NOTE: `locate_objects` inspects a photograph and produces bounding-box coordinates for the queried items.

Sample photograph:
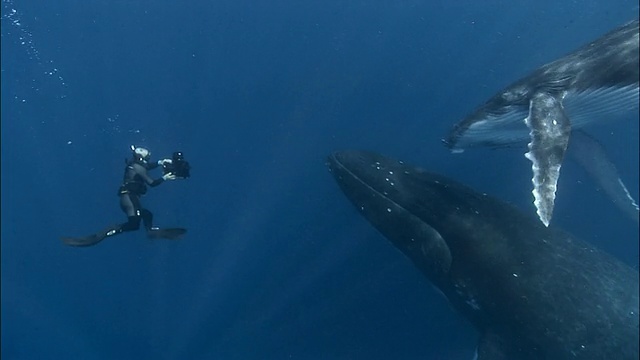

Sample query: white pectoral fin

[524,93,571,227]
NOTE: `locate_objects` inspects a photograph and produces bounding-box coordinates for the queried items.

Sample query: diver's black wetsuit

[115,159,165,234]
[61,153,186,247]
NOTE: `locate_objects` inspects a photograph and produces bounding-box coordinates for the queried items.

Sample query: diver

[62,146,187,247]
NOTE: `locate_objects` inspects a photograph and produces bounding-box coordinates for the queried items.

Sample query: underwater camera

[163,151,191,179]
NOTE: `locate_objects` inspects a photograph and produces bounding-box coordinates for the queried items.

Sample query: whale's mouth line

[328,152,410,215]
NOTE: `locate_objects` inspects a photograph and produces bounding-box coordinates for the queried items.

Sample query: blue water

[2,1,638,359]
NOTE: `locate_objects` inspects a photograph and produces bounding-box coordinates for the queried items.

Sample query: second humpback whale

[444,19,639,226]
[327,150,639,359]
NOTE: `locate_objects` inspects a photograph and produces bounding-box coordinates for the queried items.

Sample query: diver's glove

[157,158,173,166]
[162,173,177,181]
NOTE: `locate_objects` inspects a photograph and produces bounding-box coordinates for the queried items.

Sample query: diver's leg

[140,209,154,231]
[112,194,143,235]
[61,194,147,247]
[61,215,140,247]
[95,194,142,239]
[117,193,186,241]
[121,193,141,217]
[142,207,186,240]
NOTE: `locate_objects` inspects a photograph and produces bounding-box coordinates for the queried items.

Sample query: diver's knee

[120,216,141,231]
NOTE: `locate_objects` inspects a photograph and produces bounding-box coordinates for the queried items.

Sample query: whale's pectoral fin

[569,130,639,223]
[524,93,571,227]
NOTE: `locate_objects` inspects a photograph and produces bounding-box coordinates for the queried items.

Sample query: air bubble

[3,0,68,101]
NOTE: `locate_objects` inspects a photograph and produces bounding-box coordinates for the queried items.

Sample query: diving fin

[147,227,187,240]
[61,226,119,247]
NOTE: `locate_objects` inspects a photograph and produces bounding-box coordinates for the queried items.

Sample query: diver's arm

[147,158,172,170]
[132,163,165,187]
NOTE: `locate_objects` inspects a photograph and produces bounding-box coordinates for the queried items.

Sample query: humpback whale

[327,150,639,359]
[444,19,639,226]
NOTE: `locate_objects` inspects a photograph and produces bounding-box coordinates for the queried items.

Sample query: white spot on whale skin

[386,208,392,213]
[466,298,481,310]
[454,283,481,310]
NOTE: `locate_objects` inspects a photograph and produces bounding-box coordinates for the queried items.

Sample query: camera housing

[163,151,191,179]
